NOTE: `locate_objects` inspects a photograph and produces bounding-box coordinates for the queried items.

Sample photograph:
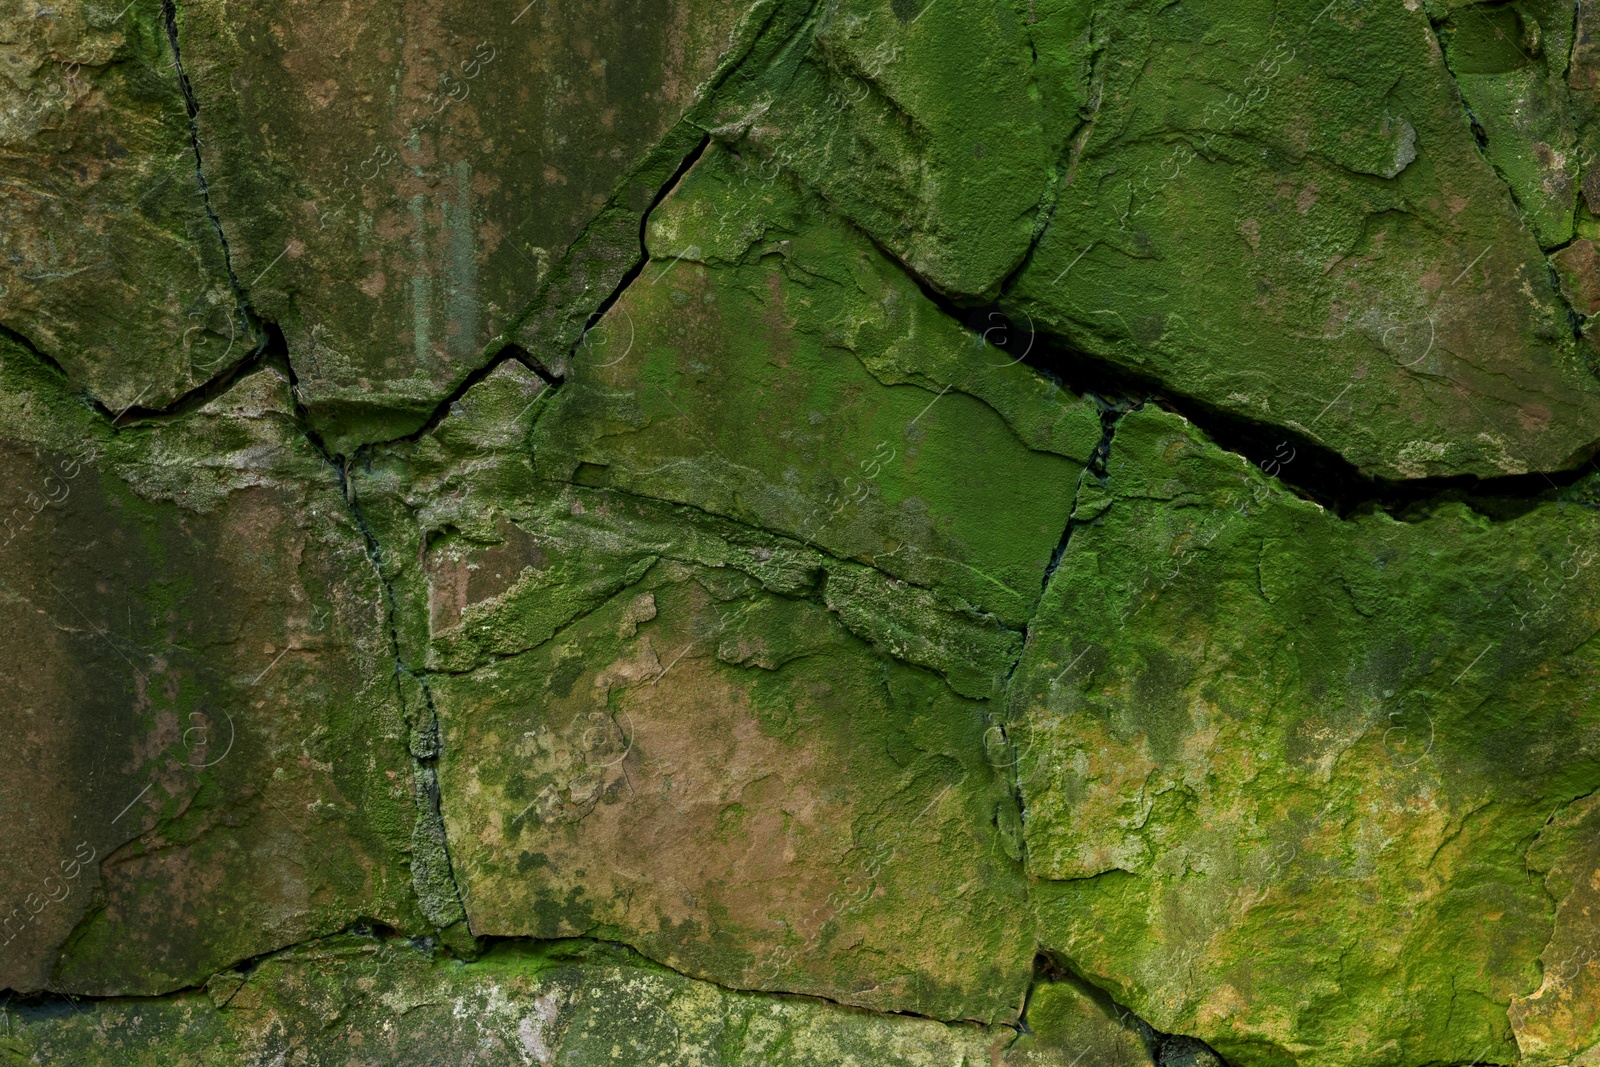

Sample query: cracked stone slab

[1012,403,1600,1067]
[431,544,1034,1021]
[1004,0,1600,480]
[0,0,240,413]
[0,341,428,996]
[172,0,780,450]
[341,331,1076,1020]
[362,355,1039,706]
[1510,790,1600,1066]
[0,934,1153,1065]
[1432,0,1583,249]
[529,142,1103,631]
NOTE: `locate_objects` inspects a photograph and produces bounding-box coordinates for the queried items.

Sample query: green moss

[1014,405,1600,1067]
[533,143,1097,630]
[1004,0,1600,480]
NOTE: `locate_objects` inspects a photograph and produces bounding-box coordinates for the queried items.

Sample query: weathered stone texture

[6,0,1600,1064]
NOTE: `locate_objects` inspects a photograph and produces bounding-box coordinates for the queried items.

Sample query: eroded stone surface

[8,0,1600,1063]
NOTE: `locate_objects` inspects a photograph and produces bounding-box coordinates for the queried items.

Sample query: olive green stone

[1013,404,1600,1067]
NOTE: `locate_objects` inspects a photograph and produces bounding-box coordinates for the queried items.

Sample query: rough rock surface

[5,0,1600,1064]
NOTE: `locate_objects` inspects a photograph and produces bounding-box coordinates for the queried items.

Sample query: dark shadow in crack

[966,305,1600,522]
[1035,951,1233,1067]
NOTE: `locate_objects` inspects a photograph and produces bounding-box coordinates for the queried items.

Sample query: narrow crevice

[3,919,405,1004]
[269,331,339,467]
[0,322,82,395]
[0,319,281,432]
[333,464,469,929]
[350,135,708,454]
[112,322,285,427]
[569,134,712,353]
[620,140,1587,524]
[253,338,471,928]
[1425,8,1583,265]
[1040,396,1134,592]
[0,321,161,432]
[976,308,1600,521]
[1036,951,1235,1067]
[820,116,1600,520]
[1003,18,1107,299]
[468,933,1005,1029]
[371,342,562,449]
[993,396,1134,869]
[160,0,262,358]
[10,930,1022,1034]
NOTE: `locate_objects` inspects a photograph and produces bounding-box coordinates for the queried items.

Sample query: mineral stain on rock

[4,0,1600,1064]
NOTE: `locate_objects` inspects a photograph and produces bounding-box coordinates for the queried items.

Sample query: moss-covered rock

[1011,403,1600,1066]
[531,143,1102,630]
[0,0,240,411]
[0,337,427,996]
[704,0,1059,298]
[1004,0,1600,480]
[172,0,795,449]
[1433,0,1583,249]
[0,934,1151,1065]
[12,1,1600,1063]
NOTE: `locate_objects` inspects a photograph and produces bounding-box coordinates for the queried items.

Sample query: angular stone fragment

[1006,0,1600,480]
[433,547,1034,1020]
[0,339,428,997]
[1011,404,1600,1067]
[0,0,240,412]
[1510,792,1600,1066]
[1552,237,1600,315]
[174,0,784,449]
[1434,0,1582,249]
